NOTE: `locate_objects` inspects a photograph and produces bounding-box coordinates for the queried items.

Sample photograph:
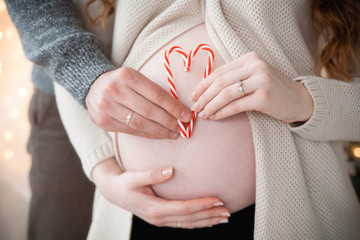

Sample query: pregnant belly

[117,24,255,213]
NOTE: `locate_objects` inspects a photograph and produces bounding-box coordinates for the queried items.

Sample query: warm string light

[3,130,13,140]
[0,1,6,12]
[354,147,360,159]
[17,88,28,97]
[350,142,360,160]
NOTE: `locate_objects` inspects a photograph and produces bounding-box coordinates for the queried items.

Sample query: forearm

[5,0,116,107]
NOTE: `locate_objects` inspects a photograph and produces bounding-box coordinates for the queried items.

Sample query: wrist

[293,81,314,123]
[92,157,123,185]
[84,71,107,110]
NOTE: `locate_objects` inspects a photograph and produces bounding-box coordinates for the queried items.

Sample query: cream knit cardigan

[55,0,360,239]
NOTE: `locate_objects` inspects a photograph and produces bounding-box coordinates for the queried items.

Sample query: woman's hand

[189,52,314,123]
[92,158,230,229]
[85,67,192,139]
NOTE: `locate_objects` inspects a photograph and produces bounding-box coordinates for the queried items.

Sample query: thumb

[131,167,174,187]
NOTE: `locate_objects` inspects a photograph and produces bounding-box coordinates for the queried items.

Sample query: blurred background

[0,0,33,239]
[0,1,360,240]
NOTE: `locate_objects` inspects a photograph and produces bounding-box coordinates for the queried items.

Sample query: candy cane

[164,44,214,138]
[185,44,214,138]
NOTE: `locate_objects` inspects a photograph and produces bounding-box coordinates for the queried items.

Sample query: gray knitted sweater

[5,0,116,107]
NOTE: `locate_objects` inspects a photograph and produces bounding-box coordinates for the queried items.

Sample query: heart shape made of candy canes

[163,44,215,138]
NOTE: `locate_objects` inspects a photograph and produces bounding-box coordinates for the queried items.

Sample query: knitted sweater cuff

[53,34,116,107]
[288,76,328,137]
[82,141,115,181]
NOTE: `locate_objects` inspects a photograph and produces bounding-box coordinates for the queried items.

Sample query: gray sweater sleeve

[5,0,116,107]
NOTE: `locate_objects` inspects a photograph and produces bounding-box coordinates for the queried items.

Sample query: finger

[158,198,225,217]
[128,112,179,139]
[208,93,259,120]
[91,103,159,138]
[122,89,179,133]
[129,167,174,187]
[190,55,249,101]
[108,118,158,139]
[107,102,179,139]
[167,216,229,229]
[162,206,230,224]
[199,82,244,119]
[199,76,261,119]
[191,68,251,114]
[139,197,228,227]
[128,69,192,123]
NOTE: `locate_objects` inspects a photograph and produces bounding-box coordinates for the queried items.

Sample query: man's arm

[5,0,116,107]
[6,0,192,138]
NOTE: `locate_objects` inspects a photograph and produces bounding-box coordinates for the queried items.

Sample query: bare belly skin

[117,24,255,213]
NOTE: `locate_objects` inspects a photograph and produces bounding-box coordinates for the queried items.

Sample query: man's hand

[85,67,192,139]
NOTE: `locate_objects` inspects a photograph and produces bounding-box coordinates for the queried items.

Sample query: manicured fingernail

[169,131,179,139]
[189,91,197,100]
[198,110,205,118]
[209,115,215,119]
[221,212,231,217]
[161,167,173,177]
[219,219,229,224]
[191,103,199,112]
[213,202,224,207]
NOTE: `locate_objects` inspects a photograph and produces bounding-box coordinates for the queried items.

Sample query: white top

[55,0,360,239]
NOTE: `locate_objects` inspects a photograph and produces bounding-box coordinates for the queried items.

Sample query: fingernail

[209,115,215,119]
[219,219,229,224]
[181,110,191,122]
[161,167,173,177]
[189,91,197,100]
[198,110,205,118]
[221,212,231,217]
[213,202,224,207]
[191,103,199,112]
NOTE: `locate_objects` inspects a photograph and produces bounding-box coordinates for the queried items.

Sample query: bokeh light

[3,130,14,140]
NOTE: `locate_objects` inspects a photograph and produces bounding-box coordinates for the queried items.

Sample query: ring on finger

[236,81,245,97]
[177,221,182,228]
[125,110,134,126]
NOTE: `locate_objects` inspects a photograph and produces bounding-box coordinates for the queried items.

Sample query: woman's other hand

[190,52,314,123]
[92,158,230,229]
[85,67,192,139]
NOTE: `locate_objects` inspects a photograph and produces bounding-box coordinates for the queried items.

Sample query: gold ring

[125,110,134,126]
[237,81,245,97]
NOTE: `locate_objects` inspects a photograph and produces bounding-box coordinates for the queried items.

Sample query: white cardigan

[55,0,360,239]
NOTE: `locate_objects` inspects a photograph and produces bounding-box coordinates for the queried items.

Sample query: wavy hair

[85,0,115,29]
[312,0,360,81]
[86,0,360,81]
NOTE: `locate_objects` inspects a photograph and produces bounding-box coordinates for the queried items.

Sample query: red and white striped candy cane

[186,44,215,80]
[185,44,214,138]
[164,44,214,138]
